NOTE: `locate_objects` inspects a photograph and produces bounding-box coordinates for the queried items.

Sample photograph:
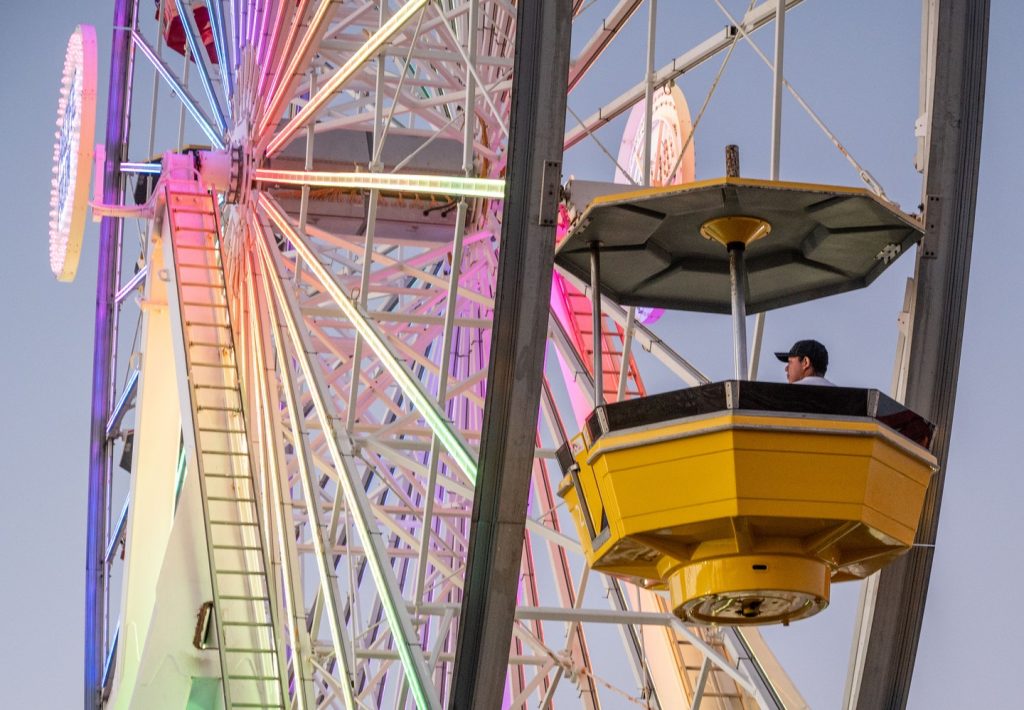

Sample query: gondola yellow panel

[557,381,937,626]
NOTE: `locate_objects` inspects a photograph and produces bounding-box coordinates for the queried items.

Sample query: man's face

[785,355,812,383]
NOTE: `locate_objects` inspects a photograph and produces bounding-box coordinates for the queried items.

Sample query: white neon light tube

[253,167,505,199]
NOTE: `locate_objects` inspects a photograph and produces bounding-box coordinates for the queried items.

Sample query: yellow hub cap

[668,555,830,626]
[699,215,772,247]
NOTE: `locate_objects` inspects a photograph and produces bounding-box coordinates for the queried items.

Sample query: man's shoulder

[796,376,836,387]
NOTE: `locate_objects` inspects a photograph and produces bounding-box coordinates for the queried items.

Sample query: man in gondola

[775,339,835,386]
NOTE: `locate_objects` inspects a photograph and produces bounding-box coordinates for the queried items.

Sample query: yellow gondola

[557,381,936,626]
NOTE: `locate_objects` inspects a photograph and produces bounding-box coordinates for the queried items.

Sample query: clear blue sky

[0,2,1020,707]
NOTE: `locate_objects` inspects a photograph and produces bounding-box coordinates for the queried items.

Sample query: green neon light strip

[265,0,430,155]
[259,194,479,486]
[252,222,440,710]
[253,168,506,200]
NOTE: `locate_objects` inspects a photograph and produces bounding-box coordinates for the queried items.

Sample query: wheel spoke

[131,29,224,147]
[265,0,430,156]
[174,0,229,133]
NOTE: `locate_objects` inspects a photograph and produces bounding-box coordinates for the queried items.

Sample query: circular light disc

[49,25,97,282]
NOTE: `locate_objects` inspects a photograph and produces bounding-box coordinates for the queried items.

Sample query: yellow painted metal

[586,175,888,210]
[699,216,771,247]
[558,410,937,626]
[670,555,828,626]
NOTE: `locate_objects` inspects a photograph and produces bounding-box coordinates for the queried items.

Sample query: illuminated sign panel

[615,84,695,188]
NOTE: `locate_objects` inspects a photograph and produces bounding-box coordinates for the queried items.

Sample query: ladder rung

[211,520,260,526]
[228,674,280,681]
[224,648,279,654]
[183,302,229,309]
[198,406,242,413]
[206,474,251,479]
[231,703,284,709]
[176,263,222,271]
[186,320,231,328]
[208,499,257,507]
[214,545,264,551]
[202,450,250,457]
[196,385,239,392]
[199,427,246,433]
[222,620,273,626]
[179,280,225,287]
[173,238,216,249]
[190,340,233,348]
[168,203,215,214]
[220,594,270,601]
[218,571,266,577]
[190,361,236,369]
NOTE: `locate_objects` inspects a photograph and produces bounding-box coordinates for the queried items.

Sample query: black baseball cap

[774,339,829,374]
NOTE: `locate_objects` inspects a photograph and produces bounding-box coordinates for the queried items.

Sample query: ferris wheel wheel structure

[60,1,989,708]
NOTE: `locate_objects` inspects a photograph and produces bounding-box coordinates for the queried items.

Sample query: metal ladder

[165,186,288,710]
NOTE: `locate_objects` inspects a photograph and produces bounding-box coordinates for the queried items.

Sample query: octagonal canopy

[555,177,924,314]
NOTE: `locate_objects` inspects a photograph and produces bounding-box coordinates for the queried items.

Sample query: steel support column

[85,1,135,707]
[449,2,572,707]
[846,2,989,708]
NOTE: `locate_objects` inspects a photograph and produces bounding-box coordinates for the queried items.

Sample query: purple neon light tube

[84,0,135,707]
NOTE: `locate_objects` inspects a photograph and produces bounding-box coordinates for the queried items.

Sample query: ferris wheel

[52,1,988,708]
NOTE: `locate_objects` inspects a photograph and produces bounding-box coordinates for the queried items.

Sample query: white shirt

[795,375,835,387]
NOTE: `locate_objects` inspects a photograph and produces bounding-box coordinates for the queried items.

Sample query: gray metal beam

[562,0,804,149]
[448,2,573,707]
[849,2,989,708]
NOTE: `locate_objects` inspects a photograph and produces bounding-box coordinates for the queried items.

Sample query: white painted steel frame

[87,0,968,707]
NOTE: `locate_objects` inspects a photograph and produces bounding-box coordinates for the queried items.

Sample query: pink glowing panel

[549,86,697,416]
[635,306,664,325]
